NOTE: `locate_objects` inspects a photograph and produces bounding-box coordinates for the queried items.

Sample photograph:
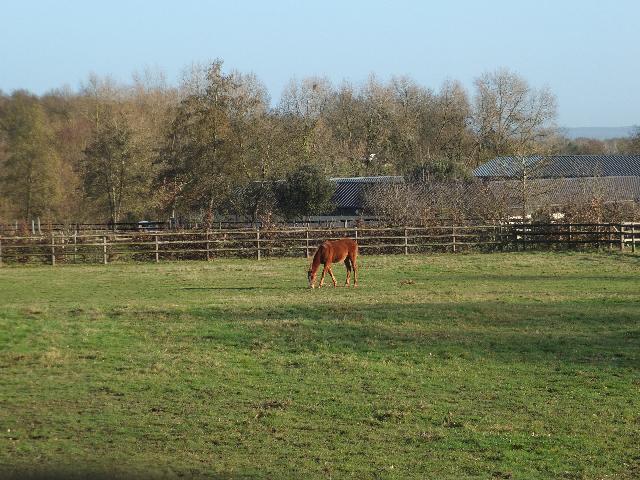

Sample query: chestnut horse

[308,238,358,288]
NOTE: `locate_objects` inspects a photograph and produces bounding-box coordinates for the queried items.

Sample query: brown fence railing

[0,217,385,235]
[0,223,637,265]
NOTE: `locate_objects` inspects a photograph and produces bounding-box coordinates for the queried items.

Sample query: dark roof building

[330,176,403,214]
[474,154,640,179]
[486,176,640,209]
[328,155,640,216]
[474,154,640,215]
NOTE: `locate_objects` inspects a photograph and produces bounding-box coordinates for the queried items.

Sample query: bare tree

[323,82,367,174]
[278,77,336,172]
[279,76,333,119]
[473,68,557,159]
[83,110,144,225]
[423,80,473,166]
[473,68,558,219]
[629,127,640,153]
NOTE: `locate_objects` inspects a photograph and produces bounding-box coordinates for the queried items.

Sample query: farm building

[330,176,403,215]
[329,155,640,217]
[474,154,640,179]
[473,154,640,215]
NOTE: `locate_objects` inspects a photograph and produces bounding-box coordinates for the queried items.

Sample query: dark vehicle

[137,220,162,231]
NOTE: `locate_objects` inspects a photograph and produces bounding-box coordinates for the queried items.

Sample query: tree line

[1,60,639,226]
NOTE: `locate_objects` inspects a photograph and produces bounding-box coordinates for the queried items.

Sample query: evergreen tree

[276,165,335,220]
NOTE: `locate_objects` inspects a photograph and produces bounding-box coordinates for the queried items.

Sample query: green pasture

[0,252,639,479]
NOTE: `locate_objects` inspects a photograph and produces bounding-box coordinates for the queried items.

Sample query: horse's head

[307,267,317,289]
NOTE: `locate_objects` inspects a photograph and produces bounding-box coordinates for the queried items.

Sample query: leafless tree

[473,68,557,159]
[472,68,558,219]
[629,127,640,153]
[364,176,511,226]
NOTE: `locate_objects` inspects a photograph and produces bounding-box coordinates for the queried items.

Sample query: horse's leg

[351,254,358,287]
[344,258,352,287]
[328,265,338,287]
[319,263,329,287]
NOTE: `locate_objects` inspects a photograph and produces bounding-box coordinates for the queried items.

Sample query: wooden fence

[0,223,637,266]
[0,217,383,235]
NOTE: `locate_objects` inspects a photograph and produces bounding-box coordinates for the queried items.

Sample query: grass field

[1,252,639,479]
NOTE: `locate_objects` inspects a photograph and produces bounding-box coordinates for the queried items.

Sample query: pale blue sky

[1,0,638,127]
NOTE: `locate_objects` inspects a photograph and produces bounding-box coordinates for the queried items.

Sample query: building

[328,155,640,217]
[474,154,640,179]
[473,155,640,215]
[330,176,403,215]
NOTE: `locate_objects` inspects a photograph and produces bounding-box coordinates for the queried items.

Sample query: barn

[473,155,640,215]
[327,155,640,217]
[330,176,403,215]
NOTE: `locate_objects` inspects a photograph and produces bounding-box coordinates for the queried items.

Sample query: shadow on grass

[188,299,640,369]
[1,469,257,480]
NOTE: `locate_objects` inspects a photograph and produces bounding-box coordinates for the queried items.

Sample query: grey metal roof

[330,176,404,209]
[474,155,640,178]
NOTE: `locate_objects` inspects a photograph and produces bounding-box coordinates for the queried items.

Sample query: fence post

[619,224,624,251]
[73,230,77,264]
[632,224,636,253]
[256,228,261,260]
[568,224,572,250]
[51,233,56,266]
[0,237,3,266]
[608,224,612,251]
[155,235,160,262]
[502,225,507,251]
[404,227,408,255]
[206,230,211,261]
[452,226,457,253]
[61,231,65,262]
[103,235,108,264]
[305,227,310,258]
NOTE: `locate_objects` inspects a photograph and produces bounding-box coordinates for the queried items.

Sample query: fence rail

[0,217,387,235]
[0,223,637,265]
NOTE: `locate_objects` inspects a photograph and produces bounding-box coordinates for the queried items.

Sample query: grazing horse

[308,238,358,288]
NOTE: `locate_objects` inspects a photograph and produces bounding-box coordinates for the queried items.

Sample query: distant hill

[561,126,637,140]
